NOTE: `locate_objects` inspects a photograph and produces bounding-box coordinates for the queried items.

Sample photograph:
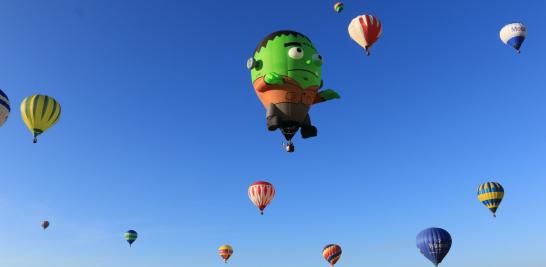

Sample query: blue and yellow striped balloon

[0,89,10,127]
[477,182,504,217]
[20,94,61,143]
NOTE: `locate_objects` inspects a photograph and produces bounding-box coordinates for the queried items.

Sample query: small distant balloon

[248,181,275,215]
[348,14,382,56]
[218,244,233,263]
[500,22,527,53]
[0,89,10,128]
[124,230,138,247]
[416,228,452,266]
[20,94,61,143]
[334,2,344,13]
[477,182,504,217]
[41,220,50,230]
[323,244,342,266]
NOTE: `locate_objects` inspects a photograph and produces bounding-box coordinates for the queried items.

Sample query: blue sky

[0,0,545,266]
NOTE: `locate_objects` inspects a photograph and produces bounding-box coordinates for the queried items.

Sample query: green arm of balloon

[264,72,284,85]
[318,89,340,101]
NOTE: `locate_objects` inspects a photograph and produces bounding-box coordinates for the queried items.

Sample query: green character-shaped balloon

[247,31,340,150]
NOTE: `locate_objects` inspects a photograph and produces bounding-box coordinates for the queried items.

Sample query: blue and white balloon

[0,89,10,127]
[500,22,527,53]
[416,227,452,266]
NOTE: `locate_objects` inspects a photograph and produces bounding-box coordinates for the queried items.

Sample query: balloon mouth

[288,69,319,78]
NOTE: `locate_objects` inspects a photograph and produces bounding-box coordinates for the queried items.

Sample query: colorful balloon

[248,181,275,215]
[218,244,233,263]
[348,14,382,56]
[416,228,452,266]
[334,2,344,13]
[20,94,61,143]
[0,89,10,127]
[322,244,342,266]
[500,22,527,53]
[41,220,50,230]
[247,31,340,152]
[477,182,504,217]
[124,230,138,247]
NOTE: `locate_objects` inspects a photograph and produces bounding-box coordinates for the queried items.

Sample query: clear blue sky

[1,0,545,266]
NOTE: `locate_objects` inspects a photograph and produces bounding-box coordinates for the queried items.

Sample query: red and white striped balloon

[248,181,275,215]
[348,14,382,56]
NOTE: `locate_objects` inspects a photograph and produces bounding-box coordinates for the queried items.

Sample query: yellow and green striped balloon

[20,94,61,143]
[477,182,504,217]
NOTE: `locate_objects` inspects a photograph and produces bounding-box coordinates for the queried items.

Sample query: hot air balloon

[20,94,61,143]
[124,230,138,247]
[333,2,344,13]
[416,228,452,267]
[41,220,50,230]
[248,181,275,215]
[322,244,342,266]
[0,89,10,127]
[348,14,382,56]
[500,22,527,53]
[218,245,233,263]
[247,31,340,153]
[477,182,504,217]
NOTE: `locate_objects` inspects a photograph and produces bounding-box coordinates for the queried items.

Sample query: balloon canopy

[416,228,452,266]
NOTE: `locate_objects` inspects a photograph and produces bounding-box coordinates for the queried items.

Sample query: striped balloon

[248,181,275,215]
[416,228,452,266]
[322,244,342,266]
[0,89,10,127]
[348,14,382,56]
[500,22,527,53]
[218,244,233,263]
[334,2,344,13]
[20,94,61,143]
[477,182,504,217]
[124,230,138,247]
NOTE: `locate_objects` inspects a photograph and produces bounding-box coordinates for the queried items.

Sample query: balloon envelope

[0,89,10,127]
[218,244,233,263]
[334,2,343,13]
[20,94,61,143]
[477,181,504,217]
[500,22,527,53]
[348,14,382,55]
[248,181,275,215]
[322,244,342,266]
[124,230,138,246]
[416,228,452,266]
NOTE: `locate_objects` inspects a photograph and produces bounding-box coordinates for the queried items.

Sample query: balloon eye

[288,47,304,59]
[312,54,323,62]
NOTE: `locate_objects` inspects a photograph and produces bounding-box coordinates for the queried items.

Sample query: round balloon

[124,230,138,247]
[20,94,61,143]
[416,228,452,266]
[477,182,504,217]
[41,220,50,230]
[218,244,233,263]
[0,89,10,127]
[248,181,275,215]
[334,2,344,13]
[348,14,382,55]
[500,22,527,53]
[322,244,342,266]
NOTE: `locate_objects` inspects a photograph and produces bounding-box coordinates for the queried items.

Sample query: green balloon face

[251,33,323,89]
